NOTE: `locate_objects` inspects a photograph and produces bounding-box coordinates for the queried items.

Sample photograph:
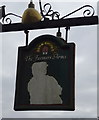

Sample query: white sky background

[0,0,98,118]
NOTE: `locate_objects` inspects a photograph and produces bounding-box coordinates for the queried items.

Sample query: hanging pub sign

[14,34,75,111]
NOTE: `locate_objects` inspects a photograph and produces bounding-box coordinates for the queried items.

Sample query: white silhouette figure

[28,62,62,104]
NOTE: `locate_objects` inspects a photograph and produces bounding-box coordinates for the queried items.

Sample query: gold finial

[22,0,42,24]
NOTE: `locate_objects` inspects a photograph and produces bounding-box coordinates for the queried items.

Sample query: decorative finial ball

[22,0,42,24]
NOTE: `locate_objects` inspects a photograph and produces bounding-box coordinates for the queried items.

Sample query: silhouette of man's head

[32,62,48,77]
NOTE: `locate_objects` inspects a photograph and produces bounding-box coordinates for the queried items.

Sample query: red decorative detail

[42,46,49,55]
[42,46,48,52]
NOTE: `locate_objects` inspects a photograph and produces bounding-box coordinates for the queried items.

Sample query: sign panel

[14,35,75,110]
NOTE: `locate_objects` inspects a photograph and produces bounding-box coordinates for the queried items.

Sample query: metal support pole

[24,30,29,46]
[65,26,70,43]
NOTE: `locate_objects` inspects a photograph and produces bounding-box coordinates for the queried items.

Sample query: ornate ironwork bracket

[0,1,96,24]
[0,5,22,24]
[39,0,95,20]
[0,1,98,35]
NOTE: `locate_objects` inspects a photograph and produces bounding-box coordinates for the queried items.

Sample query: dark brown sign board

[14,34,75,111]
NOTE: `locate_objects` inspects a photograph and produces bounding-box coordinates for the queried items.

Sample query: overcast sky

[0,0,98,119]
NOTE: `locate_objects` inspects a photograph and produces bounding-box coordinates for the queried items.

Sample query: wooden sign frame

[14,35,75,111]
